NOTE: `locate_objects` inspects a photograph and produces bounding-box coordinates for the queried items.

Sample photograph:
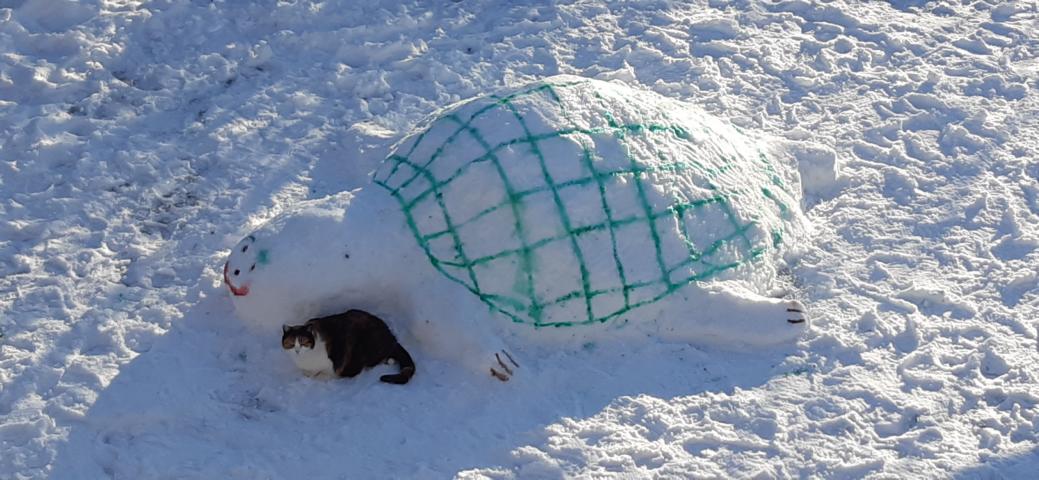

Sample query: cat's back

[310,310,398,349]
[328,309,393,333]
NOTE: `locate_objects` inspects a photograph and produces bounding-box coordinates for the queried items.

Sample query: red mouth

[223,262,250,297]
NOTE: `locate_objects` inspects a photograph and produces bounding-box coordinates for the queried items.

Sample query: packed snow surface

[2,0,1038,478]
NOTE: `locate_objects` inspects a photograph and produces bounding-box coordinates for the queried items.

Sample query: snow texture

[2,0,1038,478]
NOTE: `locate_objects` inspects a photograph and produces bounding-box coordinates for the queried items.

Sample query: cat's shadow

[51,286,796,478]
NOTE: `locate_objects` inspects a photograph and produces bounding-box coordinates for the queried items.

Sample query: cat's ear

[282,324,290,333]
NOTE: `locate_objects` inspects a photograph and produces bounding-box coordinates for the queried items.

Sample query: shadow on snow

[50,285,797,478]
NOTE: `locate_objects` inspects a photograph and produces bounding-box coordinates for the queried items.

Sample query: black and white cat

[281,309,415,384]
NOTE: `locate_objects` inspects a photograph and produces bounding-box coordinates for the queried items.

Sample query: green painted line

[390,81,585,196]
[445,107,539,319]
[500,93,596,326]
[581,142,631,310]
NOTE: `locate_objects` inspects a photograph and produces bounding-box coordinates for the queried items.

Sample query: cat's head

[282,324,316,352]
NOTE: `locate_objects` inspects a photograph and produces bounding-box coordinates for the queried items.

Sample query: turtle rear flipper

[658,281,809,346]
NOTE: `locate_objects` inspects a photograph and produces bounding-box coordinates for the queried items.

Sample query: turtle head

[224,235,270,297]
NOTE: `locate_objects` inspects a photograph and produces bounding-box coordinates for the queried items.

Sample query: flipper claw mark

[786,302,807,324]
[490,349,518,381]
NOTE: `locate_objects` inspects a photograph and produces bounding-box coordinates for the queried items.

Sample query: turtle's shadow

[50,287,795,478]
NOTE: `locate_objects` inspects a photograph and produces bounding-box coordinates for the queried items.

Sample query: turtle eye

[250,264,255,271]
[242,245,249,253]
[234,269,240,276]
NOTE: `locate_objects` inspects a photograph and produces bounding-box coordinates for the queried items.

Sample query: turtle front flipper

[407,282,523,382]
[490,349,520,382]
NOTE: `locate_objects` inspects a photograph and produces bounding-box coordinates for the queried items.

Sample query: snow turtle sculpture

[225,75,810,380]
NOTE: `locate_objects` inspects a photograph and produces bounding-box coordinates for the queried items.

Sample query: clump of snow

[786,142,843,204]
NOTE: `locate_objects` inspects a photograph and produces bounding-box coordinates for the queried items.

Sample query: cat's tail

[380,343,415,385]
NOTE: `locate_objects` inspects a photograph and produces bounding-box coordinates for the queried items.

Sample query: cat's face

[282,324,316,353]
[224,235,270,297]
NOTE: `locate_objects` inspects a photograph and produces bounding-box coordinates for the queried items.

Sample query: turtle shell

[373,76,806,327]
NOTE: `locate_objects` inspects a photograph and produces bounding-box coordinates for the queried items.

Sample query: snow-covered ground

[1,0,1037,478]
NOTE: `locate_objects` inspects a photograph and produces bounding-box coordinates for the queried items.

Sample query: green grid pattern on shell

[374,81,791,327]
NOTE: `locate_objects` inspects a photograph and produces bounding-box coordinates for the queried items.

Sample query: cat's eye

[234,269,240,276]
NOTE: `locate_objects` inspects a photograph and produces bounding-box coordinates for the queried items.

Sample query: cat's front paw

[489,350,519,382]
